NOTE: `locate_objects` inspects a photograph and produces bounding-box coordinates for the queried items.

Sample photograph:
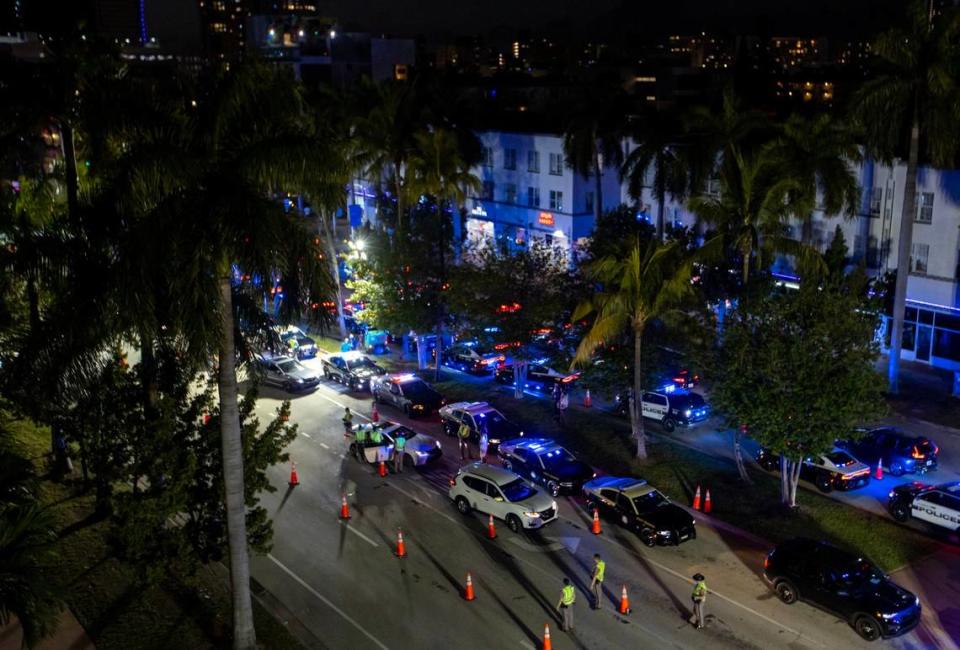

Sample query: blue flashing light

[658,383,677,393]
[483,326,501,333]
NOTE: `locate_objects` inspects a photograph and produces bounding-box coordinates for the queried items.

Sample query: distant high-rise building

[198,0,251,62]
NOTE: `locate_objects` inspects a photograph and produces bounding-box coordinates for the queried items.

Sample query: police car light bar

[391,373,417,382]
[340,351,364,360]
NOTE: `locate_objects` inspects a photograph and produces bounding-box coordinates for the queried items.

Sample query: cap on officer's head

[693,573,705,581]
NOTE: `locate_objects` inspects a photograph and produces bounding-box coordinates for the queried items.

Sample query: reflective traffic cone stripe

[487,514,497,539]
[339,494,351,520]
[875,458,883,480]
[288,461,299,487]
[394,529,407,558]
[464,572,475,601]
[591,508,602,535]
[584,389,592,408]
[704,489,712,514]
[618,584,631,614]
[692,485,701,510]
[542,623,552,650]
[378,460,388,477]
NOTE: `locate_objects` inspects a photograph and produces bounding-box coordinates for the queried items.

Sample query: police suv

[888,481,960,532]
[640,388,709,432]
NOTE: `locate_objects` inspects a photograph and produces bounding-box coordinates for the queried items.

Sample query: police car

[438,401,523,452]
[497,438,595,497]
[639,387,709,432]
[583,476,696,546]
[371,373,445,417]
[441,342,505,374]
[888,481,960,532]
[494,362,580,391]
[756,448,872,493]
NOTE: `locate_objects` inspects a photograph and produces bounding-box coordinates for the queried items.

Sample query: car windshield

[499,479,536,502]
[538,447,577,470]
[276,360,300,373]
[839,560,884,589]
[632,490,668,512]
[675,394,705,408]
[824,451,858,467]
[401,380,433,398]
[347,358,377,370]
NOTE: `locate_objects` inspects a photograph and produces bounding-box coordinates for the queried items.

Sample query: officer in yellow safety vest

[393,430,407,473]
[342,407,353,435]
[457,419,472,461]
[556,577,576,631]
[590,554,606,610]
[690,573,707,629]
[353,423,367,462]
[369,424,382,445]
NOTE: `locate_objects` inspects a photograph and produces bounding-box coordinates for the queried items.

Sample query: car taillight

[448,478,456,486]
[763,556,770,570]
[912,447,924,459]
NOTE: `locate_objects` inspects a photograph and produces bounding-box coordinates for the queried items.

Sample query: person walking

[590,554,606,610]
[457,419,472,461]
[478,423,489,464]
[689,573,707,629]
[342,407,353,436]
[556,578,576,632]
[393,430,407,473]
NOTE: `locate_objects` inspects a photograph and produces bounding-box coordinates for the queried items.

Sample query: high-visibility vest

[370,429,382,444]
[395,435,406,451]
[343,412,353,426]
[458,423,471,439]
[355,427,367,443]
[693,580,707,601]
[561,585,576,606]
[594,560,606,582]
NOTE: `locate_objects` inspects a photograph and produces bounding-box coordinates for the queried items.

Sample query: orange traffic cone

[542,623,552,650]
[371,402,380,423]
[618,584,631,614]
[288,461,299,487]
[339,494,351,520]
[394,529,407,558]
[591,508,602,535]
[875,458,883,480]
[692,484,701,510]
[463,572,475,601]
[487,514,497,539]
[378,460,388,477]
[584,389,592,408]
[703,489,712,514]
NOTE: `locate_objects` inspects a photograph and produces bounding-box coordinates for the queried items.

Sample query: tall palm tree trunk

[886,118,920,394]
[631,324,647,459]
[61,120,80,225]
[216,273,256,650]
[655,165,666,242]
[593,149,603,222]
[319,211,346,339]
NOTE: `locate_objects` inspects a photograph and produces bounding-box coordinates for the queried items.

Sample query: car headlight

[658,530,673,537]
[490,438,501,444]
[295,378,304,383]
[888,490,896,498]
[435,441,442,449]
[522,511,541,518]
[684,409,692,417]
[414,449,427,457]
[413,404,424,410]
[881,612,898,620]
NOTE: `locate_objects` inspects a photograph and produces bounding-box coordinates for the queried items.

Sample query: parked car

[497,438,595,497]
[583,476,696,546]
[348,422,442,467]
[371,373,445,417]
[321,351,386,391]
[637,389,710,431]
[256,354,320,392]
[888,481,960,532]
[494,362,580,391]
[439,401,523,452]
[276,326,318,359]
[448,462,558,532]
[441,343,505,374]
[755,448,872,493]
[836,427,939,476]
[763,538,921,641]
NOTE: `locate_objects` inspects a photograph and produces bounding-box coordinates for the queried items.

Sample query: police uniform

[393,433,407,473]
[354,425,367,462]
[591,558,606,609]
[690,574,707,629]
[557,581,576,631]
[457,421,471,460]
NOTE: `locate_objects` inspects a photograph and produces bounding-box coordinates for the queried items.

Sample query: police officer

[342,407,353,435]
[590,554,606,610]
[353,423,368,462]
[556,578,576,632]
[690,573,707,629]
[457,419,472,461]
[393,429,407,473]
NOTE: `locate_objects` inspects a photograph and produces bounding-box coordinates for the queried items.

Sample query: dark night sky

[317,0,908,39]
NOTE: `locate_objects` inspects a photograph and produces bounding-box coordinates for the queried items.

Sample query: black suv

[371,374,445,417]
[763,538,921,641]
[321,352,386,391]
[836,427,939,476]
[497,438,595,497]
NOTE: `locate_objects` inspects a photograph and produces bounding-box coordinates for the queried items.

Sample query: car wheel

[775,579,799,604]
[890,462,905,477]
[890,502,910,522]
[662,418,676,433]
[816,475,833,493]
[854,615,881,642]
[673,530,682,546]
[546,481,560,497]
[455,497,471,515]
[506,514,522,533]
[639,527,656,547]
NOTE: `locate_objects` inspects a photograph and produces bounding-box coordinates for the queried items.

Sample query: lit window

[211,22,227,33]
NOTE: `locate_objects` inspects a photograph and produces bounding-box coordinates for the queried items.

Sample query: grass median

[433,377,939,572]
[2,409,305,650]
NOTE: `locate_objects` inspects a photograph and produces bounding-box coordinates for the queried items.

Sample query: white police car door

[641,392,668,421]
[911,491,946,526]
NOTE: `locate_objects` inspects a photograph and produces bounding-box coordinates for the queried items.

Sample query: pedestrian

[342,407,353,436]
[590,554,606,610]
[371,398,379,423]
[353,423,367,462]
[557,387,569,425]
[393,429,407,473]
[457,419,472,461]
[689,573,707,629]
[478,428,489,464]
[556,577,576,632]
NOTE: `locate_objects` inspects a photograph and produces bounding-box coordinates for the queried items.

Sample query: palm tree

[0,504,62,649]
[621,113,690,241]
[766,114,862,245]
[562,90,626,223]
[407,128,481,380]
[852,0,960,394]
[689,146,820,284]
[573,238,695,459]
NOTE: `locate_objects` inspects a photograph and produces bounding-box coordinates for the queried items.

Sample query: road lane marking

[302,432,311,438]
[319,442,329,449]
[340,520,379,547]
[266,553,390,650]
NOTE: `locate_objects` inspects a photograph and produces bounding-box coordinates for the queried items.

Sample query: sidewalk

[880,357,960,429]
[0,610,95,650]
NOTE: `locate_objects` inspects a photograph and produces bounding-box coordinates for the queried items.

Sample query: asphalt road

[244,355,940,650]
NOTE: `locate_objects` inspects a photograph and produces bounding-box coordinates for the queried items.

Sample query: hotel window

[916,192,934,224]
[528,150,540,173]
[549,153,563,176]
[527,186,540,207]
[211,22,227,33]
[910,242,929,274]
[481,147,494,167]
[585,191,594,213]
[481,181,494,200]
[549,190,563,211]
[869,187,881,218]
[504,148,517,170]
[504,183,518,204]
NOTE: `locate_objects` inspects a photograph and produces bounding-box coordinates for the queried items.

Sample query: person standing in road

[590,554,606,610]
[557,387,569,425]
[689,573,707,629]
[342,407,353,436]
[393,430,407,473]
[353,423,368,462]
[478,421,489,463]
[457,419,472,461]
[556,577,576,632]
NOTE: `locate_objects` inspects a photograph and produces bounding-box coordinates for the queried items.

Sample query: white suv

[448,463,558,533]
